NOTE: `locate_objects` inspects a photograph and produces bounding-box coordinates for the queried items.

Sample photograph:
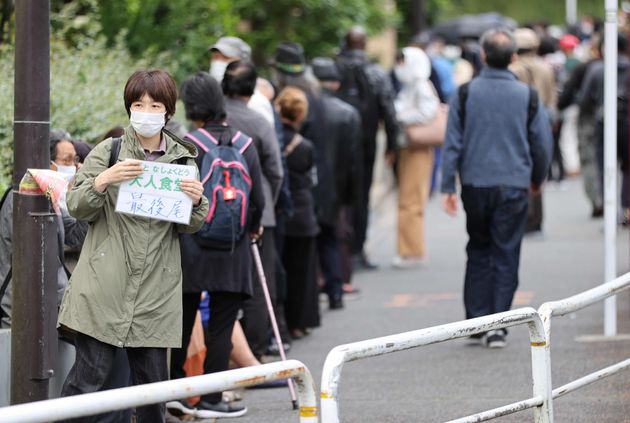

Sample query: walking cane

[250,240,299,410]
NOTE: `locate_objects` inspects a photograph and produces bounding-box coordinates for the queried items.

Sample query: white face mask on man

[209,60,228,82]
[56,164,77,178]
[130,110,165,138]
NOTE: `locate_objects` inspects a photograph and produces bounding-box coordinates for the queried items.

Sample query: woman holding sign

[57,69,209,423]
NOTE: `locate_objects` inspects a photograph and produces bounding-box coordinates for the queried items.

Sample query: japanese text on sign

[115,160,196,224]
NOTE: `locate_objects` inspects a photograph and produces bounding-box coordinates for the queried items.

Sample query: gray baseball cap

[209,36,252,60]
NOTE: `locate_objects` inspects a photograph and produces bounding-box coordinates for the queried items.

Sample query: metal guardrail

[0,359,318,423]
[320,307,552,423]
[320,272,630,423]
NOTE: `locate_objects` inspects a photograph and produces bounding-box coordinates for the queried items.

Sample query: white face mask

[209,60,228,82]
[56,164,77,179]
[130,110,165,138]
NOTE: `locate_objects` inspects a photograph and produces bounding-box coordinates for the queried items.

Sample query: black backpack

[336,59,372,116]
[184,128,253,251]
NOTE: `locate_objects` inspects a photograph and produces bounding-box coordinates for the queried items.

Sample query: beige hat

[514,28,539,50]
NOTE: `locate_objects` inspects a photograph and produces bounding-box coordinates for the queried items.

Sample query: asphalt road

[231,176,630,423]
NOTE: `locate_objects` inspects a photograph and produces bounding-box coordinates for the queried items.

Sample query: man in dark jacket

[558,35,603,217]
[273,43,346,309]
[579,33,630,217]
[441,28,552,349]
[222,60,285,358]
[312,57,363,295]
[336,26,398,270]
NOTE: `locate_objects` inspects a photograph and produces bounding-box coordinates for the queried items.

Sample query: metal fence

[0,359,318,423]
[320,272,630,423]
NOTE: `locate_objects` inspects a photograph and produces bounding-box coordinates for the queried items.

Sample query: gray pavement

[230,175,630,422]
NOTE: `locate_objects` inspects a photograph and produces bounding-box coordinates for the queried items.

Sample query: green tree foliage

[93,0,396,80]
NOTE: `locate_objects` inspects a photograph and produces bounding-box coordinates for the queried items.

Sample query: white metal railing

[0,359,318,423]
[320,307,552,423]
[320,272,630,423]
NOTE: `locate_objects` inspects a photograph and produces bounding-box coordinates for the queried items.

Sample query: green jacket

[58,127,209,348]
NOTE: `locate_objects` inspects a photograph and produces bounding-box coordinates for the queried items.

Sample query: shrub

[0,35,166,187]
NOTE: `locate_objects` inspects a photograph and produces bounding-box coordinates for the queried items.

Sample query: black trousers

[461,186,529,319]
[242,229,282,357]
[170,291,242,404]
[60,333,167,423]
[317,223,344,302]
[352,143,376,254]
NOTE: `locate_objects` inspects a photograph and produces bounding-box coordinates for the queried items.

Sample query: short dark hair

[123,69,177,120]
[480,28,517,69]
[222,61,257,98]
[180,72,227,123]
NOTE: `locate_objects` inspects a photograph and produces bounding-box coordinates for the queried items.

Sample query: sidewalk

[234,174,630,422]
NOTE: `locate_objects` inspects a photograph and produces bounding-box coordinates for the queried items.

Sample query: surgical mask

[56,165,77,179]
[130,110,165,138]
[209,60,228,82]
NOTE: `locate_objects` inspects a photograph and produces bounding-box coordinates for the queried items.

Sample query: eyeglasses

[54,156,80,166]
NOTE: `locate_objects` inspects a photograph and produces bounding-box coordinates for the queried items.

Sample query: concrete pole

[11,0,57,404]
[603,0,618,336]
[566,0,578,26]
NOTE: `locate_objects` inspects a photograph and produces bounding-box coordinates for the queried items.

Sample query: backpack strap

[527,87,539,129]
[184,128,220,153]
[283,134,303,157]
[108,137,121,168]
[230,131,253,154]
[458,82,471,129]
[0,187,12,307]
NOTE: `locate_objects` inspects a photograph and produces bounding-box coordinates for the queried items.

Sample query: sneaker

[195,400,248,419]
[329,296,344,310]
[266,341,291,356]
[486,329,507,349]
[467,332,486,345]
[165,399,197,417]
[392,255,426,269]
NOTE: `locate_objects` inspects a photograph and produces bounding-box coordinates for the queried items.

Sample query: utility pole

[11,0,58,404]
[411,0,427,36]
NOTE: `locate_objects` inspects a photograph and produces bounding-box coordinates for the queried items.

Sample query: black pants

[352,142,376,254]
[461,186,528,319]
[241,228,288,357]
[317,223,344,302]
[60,333,167,423]
[170,291,242,404]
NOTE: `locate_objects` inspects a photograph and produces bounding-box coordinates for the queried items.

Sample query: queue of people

[6,17,626,422]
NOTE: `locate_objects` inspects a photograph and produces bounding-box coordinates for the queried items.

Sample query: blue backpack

[185,127,253,250]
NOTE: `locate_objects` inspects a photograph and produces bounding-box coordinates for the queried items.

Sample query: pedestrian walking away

[441,28,552,349]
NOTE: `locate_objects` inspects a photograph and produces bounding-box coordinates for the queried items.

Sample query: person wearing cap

[273,43,346,309]
[208,36,275,126]
[311,56,363,297]
[441,28,552,348]
[336,26,399,271]
[510,27,557,235]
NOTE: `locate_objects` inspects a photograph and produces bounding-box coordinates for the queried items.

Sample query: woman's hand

[179,178,204,206]
[94,160,144,193]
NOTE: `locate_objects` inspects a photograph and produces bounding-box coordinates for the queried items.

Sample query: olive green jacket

[58,127,209,348]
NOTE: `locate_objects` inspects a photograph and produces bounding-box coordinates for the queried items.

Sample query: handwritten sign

[115,160,196,224]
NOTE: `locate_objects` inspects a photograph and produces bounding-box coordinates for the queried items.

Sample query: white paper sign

[115,160,196,225]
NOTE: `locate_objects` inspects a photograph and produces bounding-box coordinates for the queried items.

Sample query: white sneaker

[392,255,426,269]
[165,399,197,417]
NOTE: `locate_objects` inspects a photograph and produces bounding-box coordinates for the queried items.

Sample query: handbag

[404,104,449,148]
